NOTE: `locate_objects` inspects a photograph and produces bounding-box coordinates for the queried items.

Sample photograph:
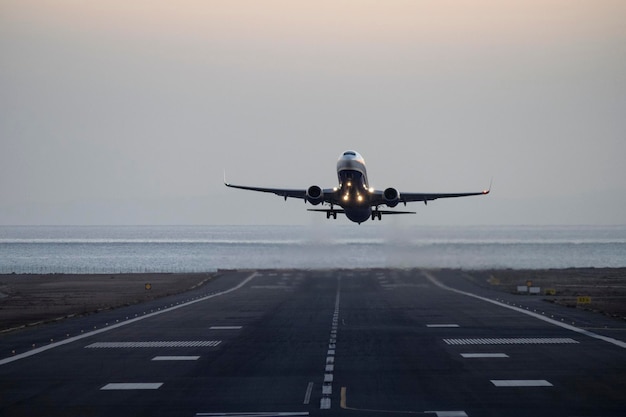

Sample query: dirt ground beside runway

[1,268,625,333]
[0,272,216,332]
[464,268,626,321]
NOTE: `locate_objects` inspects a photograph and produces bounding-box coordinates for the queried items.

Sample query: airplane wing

[224,182,307,200]
[307,208,416,215]
[400,189,490,203]
[224,179,338,203]
[370,188,490,206]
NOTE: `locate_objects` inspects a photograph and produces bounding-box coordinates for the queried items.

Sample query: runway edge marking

[422,271,626,349]
[0,272,259,366]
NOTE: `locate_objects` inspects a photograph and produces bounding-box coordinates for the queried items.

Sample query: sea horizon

[1,224,625,273]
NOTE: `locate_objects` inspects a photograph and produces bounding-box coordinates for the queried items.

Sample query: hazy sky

[1,1,625,226]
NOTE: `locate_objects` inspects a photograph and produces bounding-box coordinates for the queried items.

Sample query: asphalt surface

[1,269,625,417]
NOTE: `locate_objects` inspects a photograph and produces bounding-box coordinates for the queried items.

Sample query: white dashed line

[427,324,460,328]
[210,326,242,330]
[320,397,331,409]
[321,276,341,410]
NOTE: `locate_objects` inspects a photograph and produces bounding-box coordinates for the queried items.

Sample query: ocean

[1,225,625,273]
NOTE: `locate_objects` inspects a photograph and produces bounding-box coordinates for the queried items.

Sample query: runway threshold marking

[196,413,309,416]
[460,353,509,358]
[444,337,577,345]
[422,271,626,349]
[0,272,259,366]
[152,356,200,361]
[101,383,163,390]
[86,341,221,348]
[210,326,243,330]
[491,380,553,387]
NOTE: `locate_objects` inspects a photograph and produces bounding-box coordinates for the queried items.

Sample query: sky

[1,0,625,226]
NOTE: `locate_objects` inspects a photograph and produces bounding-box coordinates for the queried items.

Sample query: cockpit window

[343,151,356,156]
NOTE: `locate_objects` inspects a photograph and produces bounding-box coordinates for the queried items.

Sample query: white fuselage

[335,151,372,223]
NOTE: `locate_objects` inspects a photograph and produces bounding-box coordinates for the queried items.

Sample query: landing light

[343,194,349,201]
[357,195,363,202]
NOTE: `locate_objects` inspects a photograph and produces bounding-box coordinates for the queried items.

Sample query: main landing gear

[326,204,338,219]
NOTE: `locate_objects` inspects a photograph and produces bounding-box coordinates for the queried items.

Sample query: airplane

[225,150,490,224]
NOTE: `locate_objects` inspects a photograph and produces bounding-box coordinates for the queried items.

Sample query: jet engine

[306,185,324,205]
[383,187,400,207]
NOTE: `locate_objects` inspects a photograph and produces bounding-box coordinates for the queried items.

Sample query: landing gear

[371,208,382,221]
[326,204,338,219]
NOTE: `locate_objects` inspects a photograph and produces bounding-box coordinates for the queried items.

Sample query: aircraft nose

[341,150,361,157]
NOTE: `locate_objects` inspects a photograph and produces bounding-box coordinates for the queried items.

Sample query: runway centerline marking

[0,272,259,366]
[321,275,341,410]
[422,271,626,349]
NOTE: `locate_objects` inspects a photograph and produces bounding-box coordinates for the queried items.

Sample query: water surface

[1,225,625,273]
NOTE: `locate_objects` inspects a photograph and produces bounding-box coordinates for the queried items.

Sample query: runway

[1,269,625,416]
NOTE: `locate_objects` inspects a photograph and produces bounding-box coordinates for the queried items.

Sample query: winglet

[223,169,229,186]
[482,178,493,195]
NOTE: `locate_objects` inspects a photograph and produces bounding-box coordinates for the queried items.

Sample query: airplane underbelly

[344,206,371,223]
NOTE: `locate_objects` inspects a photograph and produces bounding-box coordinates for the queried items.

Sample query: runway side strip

[422,271,626,349]
[0,272,259,366]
